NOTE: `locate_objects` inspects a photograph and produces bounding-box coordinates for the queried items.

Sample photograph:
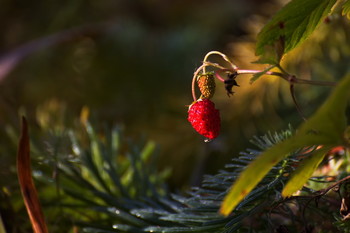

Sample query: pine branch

[36,123,348,232]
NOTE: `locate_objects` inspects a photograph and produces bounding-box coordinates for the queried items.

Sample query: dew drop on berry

[204,138,212,143]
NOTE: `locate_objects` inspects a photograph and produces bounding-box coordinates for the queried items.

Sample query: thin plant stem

[290,84,307,121]
[237,69,336,86]
[276,64,289,75]
[203,61,228,71]
[290,78,337,86]
[202,51,237,73]
[301,174,350,226]
[191,62,228,101]
[191,63,210,101]
[214,72,225,82]
[191,51,336,104]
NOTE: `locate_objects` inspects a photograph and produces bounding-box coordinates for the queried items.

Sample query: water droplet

[204,138,212,143]
[107,207,116,212]
[107,207,120,215]
[33,170,43,177]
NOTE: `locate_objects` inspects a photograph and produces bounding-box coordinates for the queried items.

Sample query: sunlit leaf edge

[256,0,337,57]
[281,146,332,197]
[343,0,350,19]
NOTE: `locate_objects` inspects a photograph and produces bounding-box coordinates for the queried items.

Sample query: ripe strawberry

[197,74,216,99]
[188,99,220,140]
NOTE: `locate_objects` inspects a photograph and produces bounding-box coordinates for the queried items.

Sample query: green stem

[237,69,336,86]
[290,84,307,121]
[290,78,336,86]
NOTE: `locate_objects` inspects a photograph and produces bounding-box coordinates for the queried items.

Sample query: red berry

[188,99,220,140]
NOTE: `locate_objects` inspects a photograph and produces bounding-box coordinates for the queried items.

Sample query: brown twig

[289,84,307,121]
[286,75,337,86]
[313,175,350,197]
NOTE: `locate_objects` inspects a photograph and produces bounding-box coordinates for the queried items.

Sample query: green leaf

[282,146,331,197]
[220,75,350,216]
[343,0,350,18]
[0,214,6,233]
[256,0,337,58]
[219,138,309,216]
[249,65,276,84]
[252,51,280,65]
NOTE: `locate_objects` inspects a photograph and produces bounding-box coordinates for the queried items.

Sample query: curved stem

[192,63,211,101]
[192,52,337,102]
[291,78,337,86]
[191,62,230,101]
[191,76,197,101]
[237,69,337,87]
[202,51,238,73]
[191,67,202,101]
[203,61,228,71]
[290,84,307,121]
[214,71,225,82]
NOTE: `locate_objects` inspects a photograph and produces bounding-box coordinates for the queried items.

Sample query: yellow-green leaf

[343,0,350,19]
[297,77,350,142]
[256,0,337,58]
[219,138,309,216]
[220,75,350,216]
[282,146,331,197]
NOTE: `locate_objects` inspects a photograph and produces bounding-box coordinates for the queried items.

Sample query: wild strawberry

[197,73,216,99]
[188,99,220,140]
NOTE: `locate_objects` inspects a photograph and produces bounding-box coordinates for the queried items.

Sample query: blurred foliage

[1,0,349,189]
[22,125,350,232]
[1,0,350,232]
[0,0,275,191]
[256,0,337,57]
[5,107,172,232]
[221,73,350,215]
